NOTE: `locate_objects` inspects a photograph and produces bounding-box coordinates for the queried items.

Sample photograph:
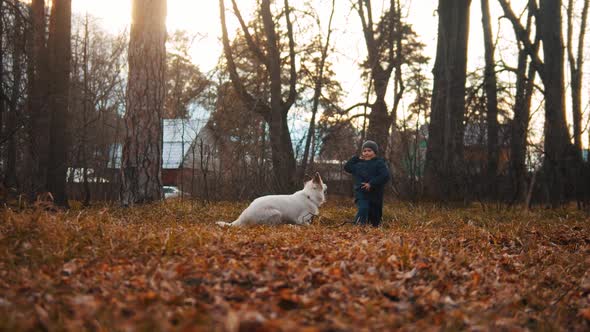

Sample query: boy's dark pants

[354,198,383,227]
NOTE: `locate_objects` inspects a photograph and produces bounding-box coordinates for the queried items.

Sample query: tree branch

[498,0,545,82]
[230,0,269,68]
[219,0,269,117]
[282,0,297,113]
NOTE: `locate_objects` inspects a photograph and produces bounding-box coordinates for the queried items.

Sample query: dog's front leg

[297,212,315,226]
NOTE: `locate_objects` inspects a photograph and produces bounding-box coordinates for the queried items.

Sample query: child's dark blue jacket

[344,156,390,202]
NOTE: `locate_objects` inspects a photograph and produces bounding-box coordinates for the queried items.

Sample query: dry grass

[1,198,589,331]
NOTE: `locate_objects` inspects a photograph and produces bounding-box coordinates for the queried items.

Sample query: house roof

[162,119,205,168]
[108,116,209,169]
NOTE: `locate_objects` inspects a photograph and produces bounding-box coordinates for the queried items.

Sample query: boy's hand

[361,182,371,191]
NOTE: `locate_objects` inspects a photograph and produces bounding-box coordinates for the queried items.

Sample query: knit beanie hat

[362,140,378,153]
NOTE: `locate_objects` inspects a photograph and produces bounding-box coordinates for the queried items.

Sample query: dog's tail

[215,221,234,227]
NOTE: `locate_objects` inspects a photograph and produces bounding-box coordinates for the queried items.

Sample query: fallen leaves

[0,199,589,330]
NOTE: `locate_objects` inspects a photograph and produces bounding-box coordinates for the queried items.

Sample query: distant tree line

[0,0,589,209]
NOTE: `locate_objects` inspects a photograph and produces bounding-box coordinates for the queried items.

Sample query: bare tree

[424,0,471,201]
[219,0,298,193]
[508,5,538,204]
[354,0,405,154]
[0,0,5,165]
[567,0,589,159]
[28,0,50,199]
[481,0,499,196]
[500,0,576,205]
[4,1,25,190]
[299,0,336,180]
[538,0,574,205]
[121,0,167,205]
[46,0,72,207]
[164,31,209,119]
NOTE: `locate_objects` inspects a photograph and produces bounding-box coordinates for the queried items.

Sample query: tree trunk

[262,0,297,193]
[539,0,572,206]
[566,0,588,160]
[121,0,167,205]
[45,0,71,207]
[28,0,50,199]
[481,0,499,196]
[0,0,5,183]
[219,0,298,193]
[357,0,401,155]
[82,14,91,206]
[424,0,471,201]
[366,70,391,152]
[508,7,537,204]
[510,47,536,204]
[5,7,23,189]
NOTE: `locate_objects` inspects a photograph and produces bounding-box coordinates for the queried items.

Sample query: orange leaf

[579,308,590,321]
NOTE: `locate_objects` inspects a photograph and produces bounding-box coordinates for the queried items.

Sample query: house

[108,116,217,187]
[161,118,207,185]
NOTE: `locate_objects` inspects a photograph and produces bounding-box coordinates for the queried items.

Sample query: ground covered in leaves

[1,198,589,331]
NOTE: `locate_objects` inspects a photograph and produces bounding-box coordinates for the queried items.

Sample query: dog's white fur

[216,173,327,227]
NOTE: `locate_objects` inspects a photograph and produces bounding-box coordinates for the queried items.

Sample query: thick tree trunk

[82,15,91,206]
[424,0,471,201]
[46,0,72,207]
[481,0,499,195]
[262,0,297,193]
[539,0,573,206]
[121,0,167,205]
[5,9,23,189]
[366,72,391,153]
[0,0,5,183]
[29,0,50,198]
[267,111,296,193]
[357,0,403,155]
[566,0,588,159]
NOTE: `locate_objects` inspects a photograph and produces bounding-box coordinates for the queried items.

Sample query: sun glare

[72,0,238,70]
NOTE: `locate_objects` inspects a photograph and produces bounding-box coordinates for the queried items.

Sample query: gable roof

[162,119,205,168]
[108,117,209,169]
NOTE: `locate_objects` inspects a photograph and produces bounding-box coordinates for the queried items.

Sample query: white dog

[216,173,327,227]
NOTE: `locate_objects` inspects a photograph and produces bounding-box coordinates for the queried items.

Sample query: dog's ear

[312,172,322,185]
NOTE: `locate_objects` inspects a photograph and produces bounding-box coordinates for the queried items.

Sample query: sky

[70,0,475,92]
[70,0,588,147]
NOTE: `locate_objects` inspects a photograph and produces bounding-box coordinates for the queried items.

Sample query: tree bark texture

[46,0,72,207]
[424,0,471,201]
[357,0,403,155]
[539,0,574,206]
[567,0,588,159]
[28,0,50,198]
[481,0,499,185]
[5,7,23,189]
[509,47,536,203]
[121,0,167,205]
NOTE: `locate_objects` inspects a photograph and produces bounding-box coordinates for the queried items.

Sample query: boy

[344,140,390,227]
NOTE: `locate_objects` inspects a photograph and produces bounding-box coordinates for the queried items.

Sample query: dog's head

[304,172,327,206]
